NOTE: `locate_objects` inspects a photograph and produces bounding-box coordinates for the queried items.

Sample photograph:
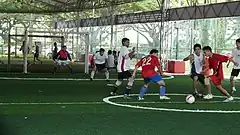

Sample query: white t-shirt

[192,53,203,74]
[107,54,115,68]
[232,48,240,69]
[94,52,108,64]
[117,46,132,72]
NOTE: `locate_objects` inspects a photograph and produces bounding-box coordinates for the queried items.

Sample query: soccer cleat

[203,94,213,100]
[232,87,237,94]
[193,92,203,98]
[138,96,144,101]
[90,78,93,81]
[160,96,171,100]
[106,79,110,82]
[223,97,234,102]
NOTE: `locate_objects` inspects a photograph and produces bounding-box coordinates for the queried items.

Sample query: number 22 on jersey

[142,57,152,66]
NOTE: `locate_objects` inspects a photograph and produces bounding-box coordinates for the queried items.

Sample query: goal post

[8,30,90,74]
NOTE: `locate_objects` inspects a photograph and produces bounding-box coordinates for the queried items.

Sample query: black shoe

[192,92,203,98]
[90,78,93,81]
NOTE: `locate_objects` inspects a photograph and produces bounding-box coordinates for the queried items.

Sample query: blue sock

[160,86,166,96]
[140,86,148,98]
[124,88,131,95]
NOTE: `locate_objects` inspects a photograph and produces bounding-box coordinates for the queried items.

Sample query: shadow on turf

[0,118,17,135]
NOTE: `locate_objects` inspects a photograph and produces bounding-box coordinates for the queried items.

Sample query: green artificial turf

[0,75,239,135]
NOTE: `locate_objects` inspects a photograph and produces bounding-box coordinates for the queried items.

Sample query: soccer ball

[185,95,195,104]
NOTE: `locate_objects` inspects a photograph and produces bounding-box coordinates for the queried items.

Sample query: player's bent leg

[110,79,122,95]
[90,67,97,81]
[138,80,150,100]
[52,62,60,74]
[230,76,236,93]
[66,64,73,74]
[156,80,170,100]
[193,76,199,93]
[203,77,213,100]
[123,77,134,99]
[215,85,234,102]
[103,68,110,81]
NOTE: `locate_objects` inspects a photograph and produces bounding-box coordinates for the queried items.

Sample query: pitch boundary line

[2,100,240,106]
[0,75,174,81]
[103,93,240,113]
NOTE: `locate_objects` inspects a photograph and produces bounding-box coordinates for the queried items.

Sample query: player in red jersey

[132,49,170,100]
[202,46,238,102]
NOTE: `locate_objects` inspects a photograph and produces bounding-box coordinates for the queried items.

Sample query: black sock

[112,85,118,93]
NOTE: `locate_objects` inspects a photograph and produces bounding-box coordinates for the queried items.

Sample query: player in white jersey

[227,39,240,93]
[107,50,115,69]
[109,38,135,98]
[90,48,109,81]
[183,44,212,99]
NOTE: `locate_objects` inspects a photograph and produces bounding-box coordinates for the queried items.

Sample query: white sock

[90,71,95,79]
[115,80,122,86]
[105,71,109,80]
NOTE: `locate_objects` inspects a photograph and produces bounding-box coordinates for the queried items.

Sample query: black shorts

[118,70,132,80]
[190,72,205,85]
[231,69,240,77]
[96,64,106,71]
[34,53,39,58]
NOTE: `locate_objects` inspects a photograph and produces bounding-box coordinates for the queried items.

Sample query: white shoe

[203,94,213,100]
[223,97,234,102]
[160,96,171,100]
[138,97,144,101]
[232,87,237,93]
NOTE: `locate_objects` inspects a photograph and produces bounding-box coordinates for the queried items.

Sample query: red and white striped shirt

[117,46,132,72]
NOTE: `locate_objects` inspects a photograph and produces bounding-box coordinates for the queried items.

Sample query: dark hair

[193,43,201,51]
[95,51,99,53]
[113,50,117,55]
[236,38,240,43]
[99,48,105,52]
[62,45,67,48]
[108,50,112,55]
[150,49,159,54]
[54,42,57,45]
[202,46,212,52]
[122,38,129,45]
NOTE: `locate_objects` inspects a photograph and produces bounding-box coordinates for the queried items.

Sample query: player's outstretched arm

[132,58,142,78]
[226,60,231,68]
[228,57,238,66]
[132,66,138,79]
[183,54,193,61]
[157,66,163,76]
[124,47,135,59]
[67,53,72,61]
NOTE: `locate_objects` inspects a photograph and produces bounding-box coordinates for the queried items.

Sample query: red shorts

[209,75,222,86]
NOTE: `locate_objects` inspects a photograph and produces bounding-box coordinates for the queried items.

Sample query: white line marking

[0,102,105,105]
[1,100,240,106]
[0,75,174,81]
[118,101,240,104]
[103,93,240,113]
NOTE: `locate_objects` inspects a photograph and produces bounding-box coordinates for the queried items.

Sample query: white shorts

[55,60,69,66]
